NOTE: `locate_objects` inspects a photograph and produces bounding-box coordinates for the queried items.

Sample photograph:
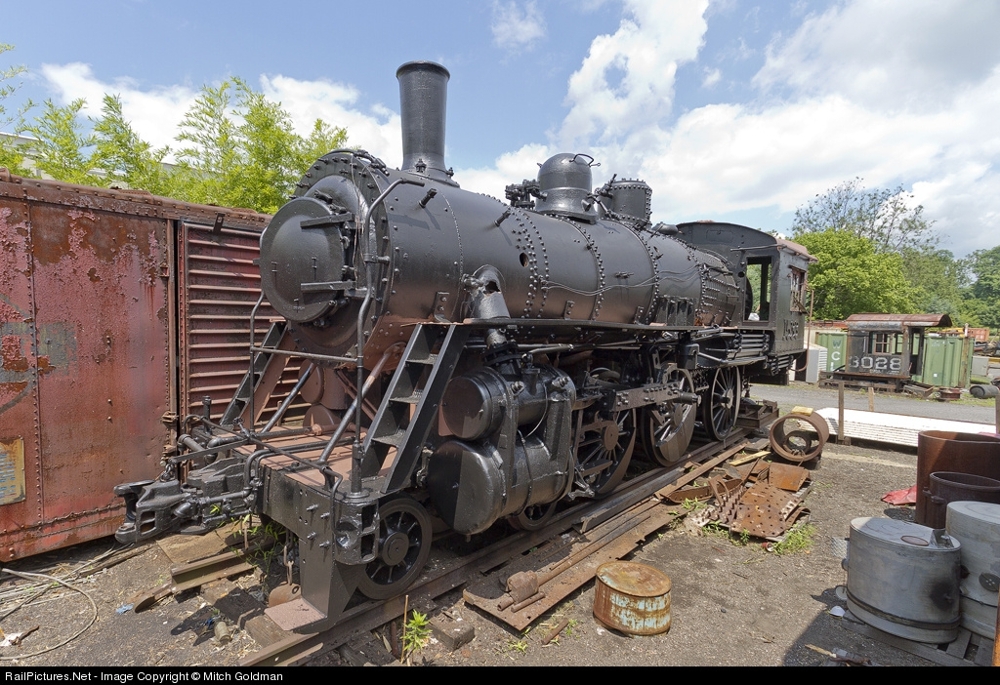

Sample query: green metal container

[915,335,974,388]
[814,331,848,372]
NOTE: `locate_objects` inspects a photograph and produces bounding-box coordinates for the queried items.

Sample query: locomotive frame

[115,61,814,632]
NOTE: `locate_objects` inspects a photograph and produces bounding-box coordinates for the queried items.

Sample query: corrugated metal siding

[177,221,303,425]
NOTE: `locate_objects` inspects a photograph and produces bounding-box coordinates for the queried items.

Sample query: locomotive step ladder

[364,323,469,493]
[220,320,292,428]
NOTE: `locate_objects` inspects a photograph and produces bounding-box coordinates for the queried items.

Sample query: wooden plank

[463,500,685,631]
[841,613,976,667]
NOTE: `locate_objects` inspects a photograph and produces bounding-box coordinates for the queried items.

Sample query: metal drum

[846,517,961,643]
[593,561,672,635]
[946,501,1000,639]
[925,472,1000,529]
[916,431,1000,527]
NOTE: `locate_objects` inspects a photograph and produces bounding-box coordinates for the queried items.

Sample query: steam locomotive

[114,61,814,631]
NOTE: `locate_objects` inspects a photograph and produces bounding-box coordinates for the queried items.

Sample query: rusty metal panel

[0,186,170,560]
[178,221,302,426]
[0,196,44,558]
[846,313,953,328]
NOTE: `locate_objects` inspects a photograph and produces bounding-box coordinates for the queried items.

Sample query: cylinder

[427,436,568,535]
[593,561,672,635]
[916,431,1000,526]
[946,501,1000,639]
[845,517,961,643]
[397,61,451,182]
[924,471,1000,529]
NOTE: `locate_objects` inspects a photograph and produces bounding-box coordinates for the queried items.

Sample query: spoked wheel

[574,408,636,498]
[640,368,697,466]
[357,495,432,600]
[702,366,741,441]
[507,500,558,531]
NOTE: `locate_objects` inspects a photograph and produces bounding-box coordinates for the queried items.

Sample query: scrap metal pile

[676,457,812,541]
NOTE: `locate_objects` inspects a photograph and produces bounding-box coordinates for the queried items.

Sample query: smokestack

[396,61,455,185]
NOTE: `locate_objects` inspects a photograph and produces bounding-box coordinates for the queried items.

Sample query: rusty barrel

[916,431,1000,527]
[593,561,671,635]
[924,472,1000,529]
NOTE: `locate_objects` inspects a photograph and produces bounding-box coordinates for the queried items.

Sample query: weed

[565,618,579,637]
[701,522,757,548]
[403,610,431,658]
[701,521,730,539]
[507,638,528,654]
[682,498,708,511]
[772,523,817,555]
[238,515,287,569]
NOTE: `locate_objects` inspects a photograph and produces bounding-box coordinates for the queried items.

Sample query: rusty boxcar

[0,170,298,561]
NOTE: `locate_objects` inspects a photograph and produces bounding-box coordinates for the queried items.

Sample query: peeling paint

[1,335,29,372]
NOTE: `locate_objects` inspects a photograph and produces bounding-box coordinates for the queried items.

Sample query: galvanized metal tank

[845,517,961,643]
[593,561,671,635]
[946,501,1000,639]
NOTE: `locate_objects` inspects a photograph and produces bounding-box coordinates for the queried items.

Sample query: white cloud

[37,64,402,168]
[457,143,553,198]
[491,1,547,52]
[259,74,401,166]
[701,68,721,89]
[40,63,197,154]
[754,0,1000,111]
[557,0,709,152]
[540,0,1000,256]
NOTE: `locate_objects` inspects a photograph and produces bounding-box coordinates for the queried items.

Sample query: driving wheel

[640,368,697,465]
[575,408,636,498]
[702,366,740,441]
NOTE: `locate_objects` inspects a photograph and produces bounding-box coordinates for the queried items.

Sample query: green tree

[792,177,936,253]
[4,70,348,212]
[175,78,348,213]
[174,80,238,205]
[0,42,29,174]
[794,229,914,320]
[900,247,967,316]
[297,119,348,172]
[20,98,96,184]
[91,94,171,194]
[964,246,1000,331]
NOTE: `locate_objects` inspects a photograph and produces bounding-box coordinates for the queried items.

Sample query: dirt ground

[1,382,995,668]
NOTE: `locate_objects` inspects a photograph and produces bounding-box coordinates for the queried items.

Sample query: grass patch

[700,521,755,547]
[772,523,817,555]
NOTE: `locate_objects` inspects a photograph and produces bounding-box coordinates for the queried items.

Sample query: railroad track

[240,433,753,666]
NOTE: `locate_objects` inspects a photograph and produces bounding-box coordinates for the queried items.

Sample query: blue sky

[3,0,999,256]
